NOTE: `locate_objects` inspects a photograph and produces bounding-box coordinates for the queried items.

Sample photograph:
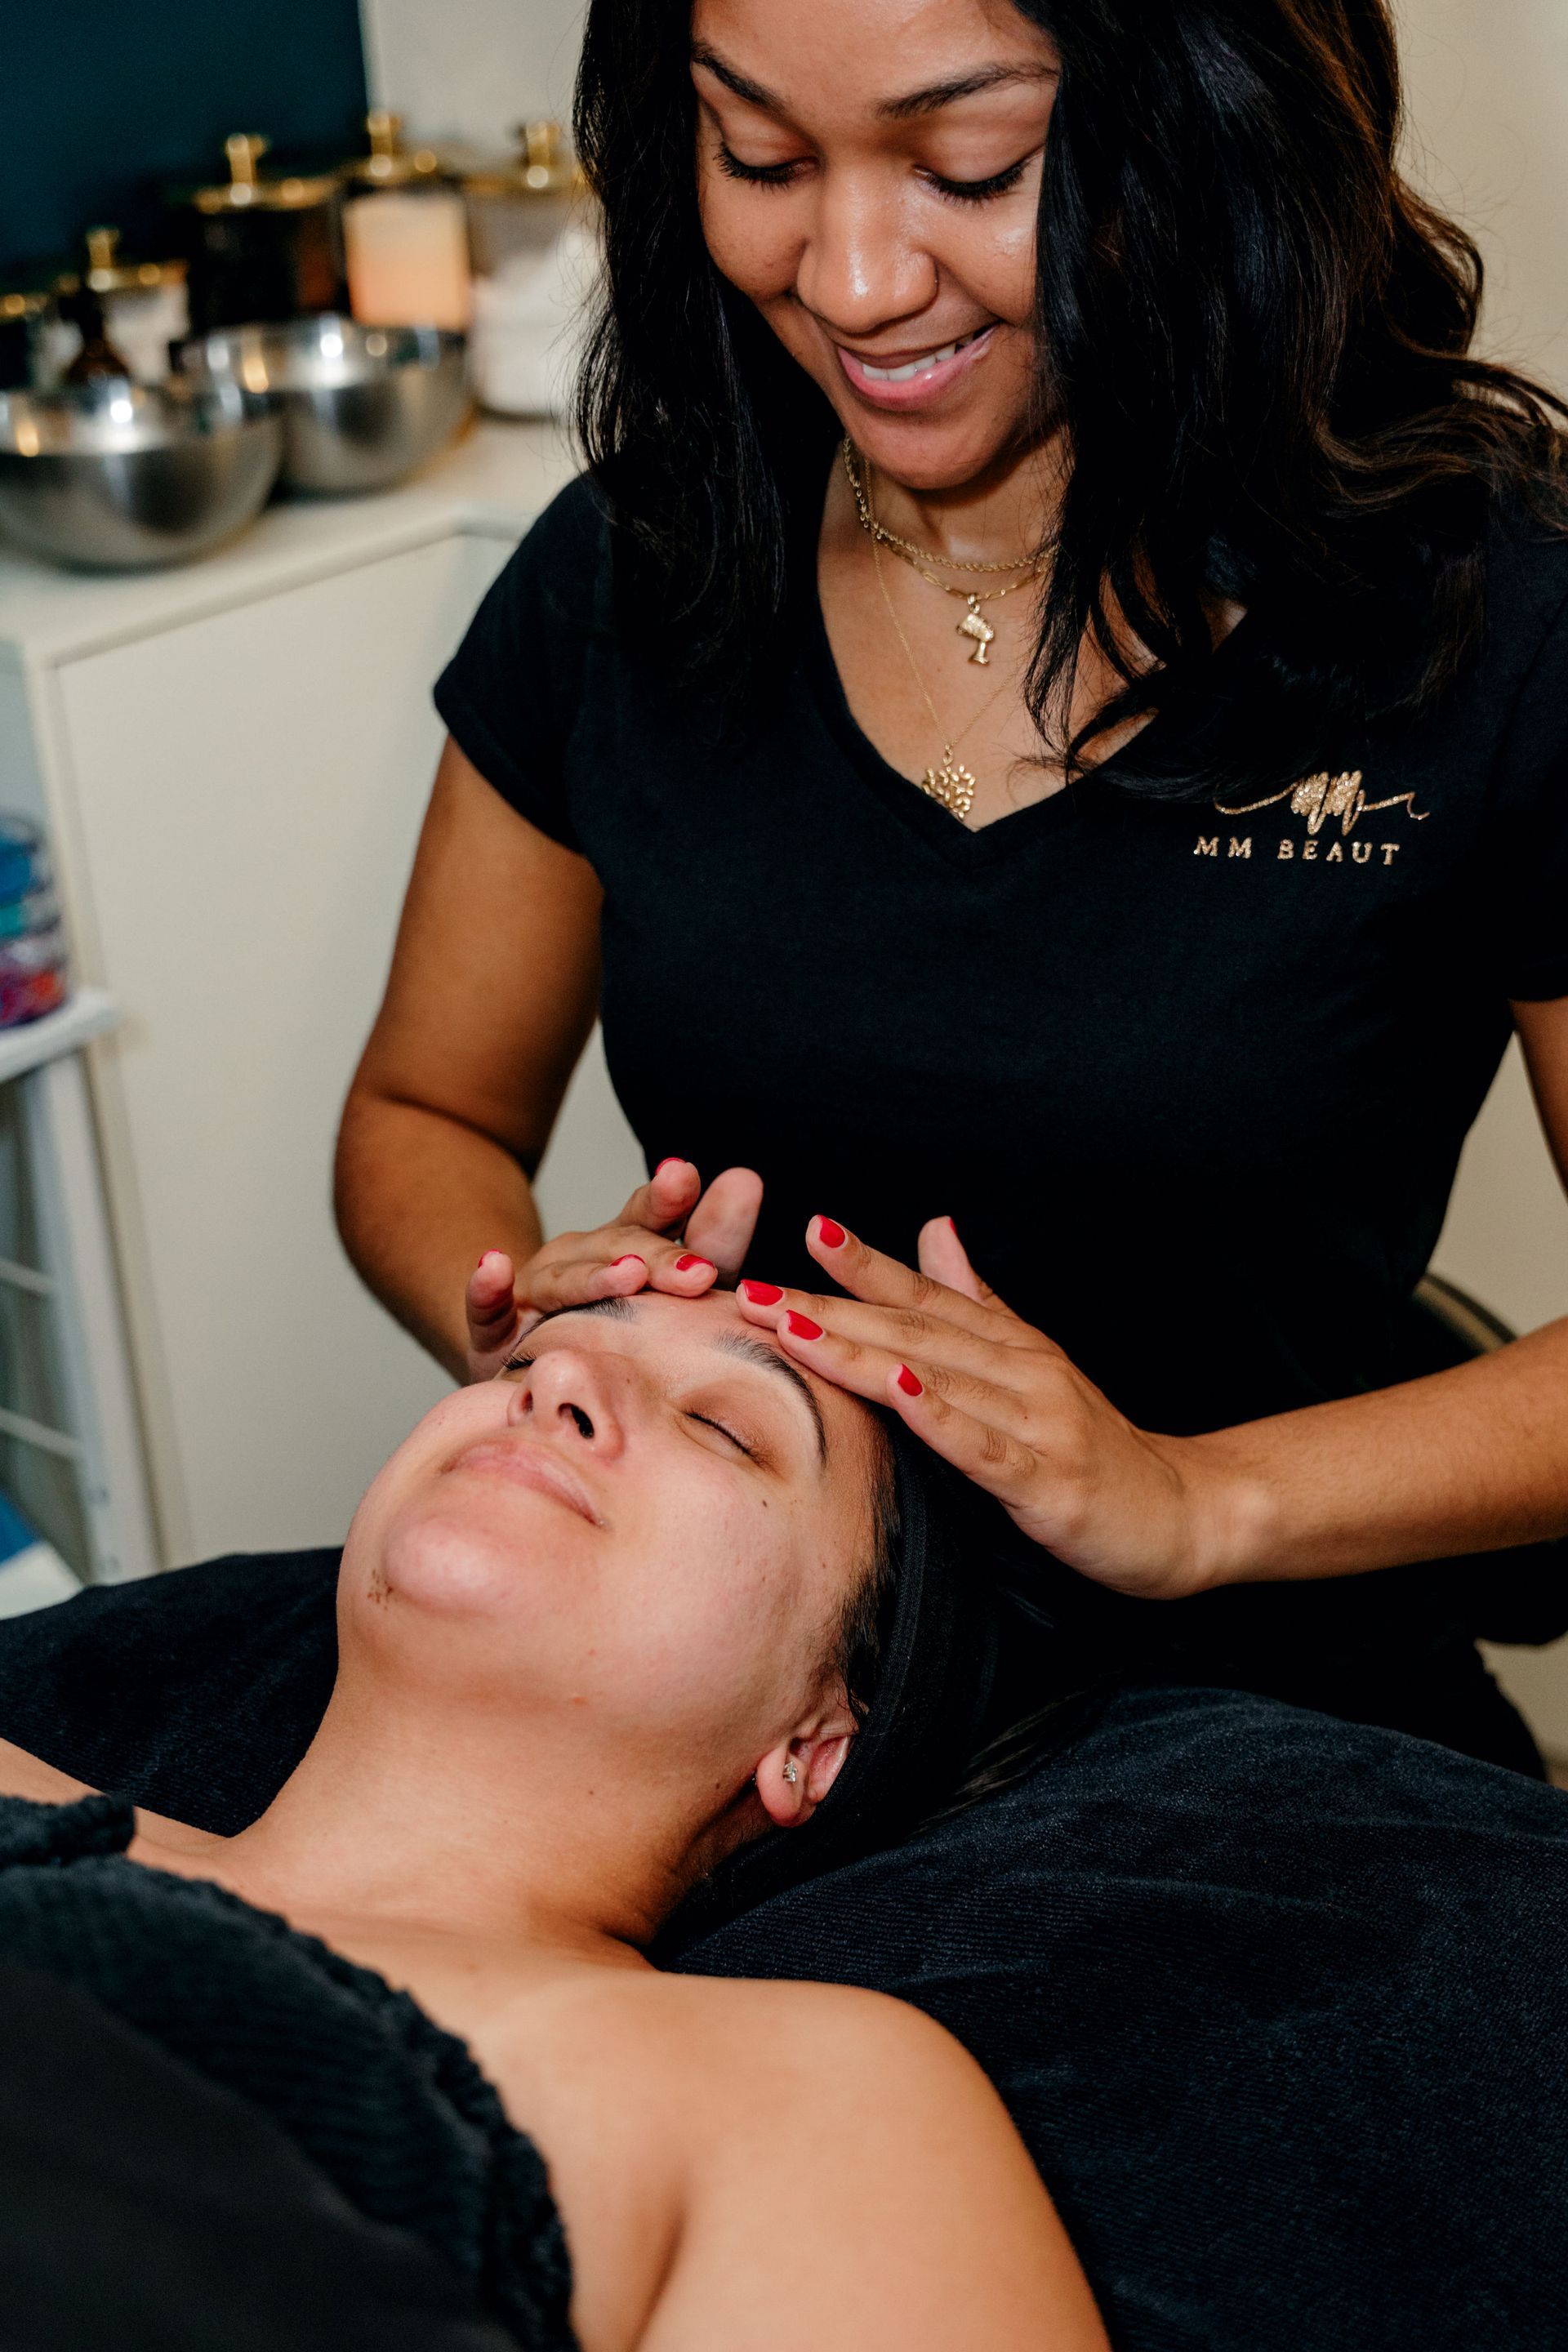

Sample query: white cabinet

[0,421,646,1567]
[56,534,506,1561]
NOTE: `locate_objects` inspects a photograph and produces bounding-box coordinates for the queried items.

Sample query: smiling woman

[337,0,1568,1794]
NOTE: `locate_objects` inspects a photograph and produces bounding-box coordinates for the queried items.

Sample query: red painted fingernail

[740,1280,784,1306]
[610,1254,645,1270]
[655,1158,684,1178]
[786,1311,823,1341]
[816,1217,846,1249]
[896,1365,924,1396]
[675,1254,712,1273]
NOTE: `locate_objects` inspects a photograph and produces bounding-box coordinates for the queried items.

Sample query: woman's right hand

[463,1159,764,1380]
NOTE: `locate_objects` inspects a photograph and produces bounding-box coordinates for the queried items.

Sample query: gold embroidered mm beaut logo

[1195,770,1428,866]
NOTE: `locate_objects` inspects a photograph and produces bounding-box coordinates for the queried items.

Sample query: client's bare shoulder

[0,1736,91,1806]
[489,1968,1108,2352]
[0,1736,225,1864]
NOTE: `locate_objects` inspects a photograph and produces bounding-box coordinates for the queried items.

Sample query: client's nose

[510,1348,626,1457]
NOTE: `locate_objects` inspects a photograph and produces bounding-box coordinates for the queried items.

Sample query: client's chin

[371,1508,555,1621]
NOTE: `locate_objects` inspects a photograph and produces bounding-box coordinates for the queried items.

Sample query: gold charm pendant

[920,749,977,822]
[957,596,996,665]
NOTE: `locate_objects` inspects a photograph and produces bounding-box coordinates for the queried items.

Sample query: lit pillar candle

[344,191,471,330]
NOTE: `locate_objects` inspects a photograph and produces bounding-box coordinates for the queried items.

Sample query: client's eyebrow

[529,1295,635,1332]
[711,1330,828,1465]
[530,1296,828,1463]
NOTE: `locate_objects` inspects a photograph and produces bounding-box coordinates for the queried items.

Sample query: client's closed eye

[686,1412,756,1459]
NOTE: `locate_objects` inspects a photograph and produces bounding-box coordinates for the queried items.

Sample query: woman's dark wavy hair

[575,0,1568,798]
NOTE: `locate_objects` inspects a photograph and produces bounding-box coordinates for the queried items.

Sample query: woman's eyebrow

[690,43,778,111]
[876,64,1058,121]
[710,1330,829,1465]
[690,44,1054,122]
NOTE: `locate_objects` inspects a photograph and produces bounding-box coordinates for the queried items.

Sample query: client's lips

[446,1439,603,1526]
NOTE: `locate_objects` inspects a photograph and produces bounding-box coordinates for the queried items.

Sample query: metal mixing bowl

[0,379,283,571]
[180,317,472,496]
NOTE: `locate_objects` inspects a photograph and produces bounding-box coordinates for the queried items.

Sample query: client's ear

[755,1695,858,1830]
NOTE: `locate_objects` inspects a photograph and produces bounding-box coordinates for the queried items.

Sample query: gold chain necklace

[871,530,1015,822]
[842,436,1045,668]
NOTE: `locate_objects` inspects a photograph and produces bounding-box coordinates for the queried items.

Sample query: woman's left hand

[737,1217,1227,1601]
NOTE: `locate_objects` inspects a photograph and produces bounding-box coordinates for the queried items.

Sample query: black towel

[0,1958,525,2352]
[0,1793,575,2352]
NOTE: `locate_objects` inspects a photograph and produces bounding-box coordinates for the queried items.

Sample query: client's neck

[217,1663,742,1962]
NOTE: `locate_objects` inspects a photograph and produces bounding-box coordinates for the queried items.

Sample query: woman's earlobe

[755,1725,857,1828]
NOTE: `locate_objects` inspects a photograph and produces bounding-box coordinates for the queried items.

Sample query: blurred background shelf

[0,418,648,1579]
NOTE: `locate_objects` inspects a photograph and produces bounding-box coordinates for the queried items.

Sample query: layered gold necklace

[841,436,1045,667]
[844,437,1045,820]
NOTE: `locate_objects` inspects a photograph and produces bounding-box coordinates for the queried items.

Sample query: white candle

[345,191,471,331]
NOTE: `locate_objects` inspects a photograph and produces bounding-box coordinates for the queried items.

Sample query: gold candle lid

[459,122,585,200]
[345,111,445,188]
[190,134,338,213]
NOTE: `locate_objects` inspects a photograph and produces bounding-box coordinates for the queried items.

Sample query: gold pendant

[920,750,976,822]
[957,595,995,665]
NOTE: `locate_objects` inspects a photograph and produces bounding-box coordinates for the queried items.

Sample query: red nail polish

[786,1311,823,1341]
[816,1218,846,1249]
[896,1365,924,1397]
[675,1254,712,1273]
[610,1254,646,1269]
[740,1280,784,1306]
[655,1158,684,1178]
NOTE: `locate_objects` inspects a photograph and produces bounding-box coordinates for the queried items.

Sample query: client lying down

[0,1290,1104,2351]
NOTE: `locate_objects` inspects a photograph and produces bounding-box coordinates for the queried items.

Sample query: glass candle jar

[342,113,470,333]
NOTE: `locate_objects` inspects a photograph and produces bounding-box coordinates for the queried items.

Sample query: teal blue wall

[1,0,368,277]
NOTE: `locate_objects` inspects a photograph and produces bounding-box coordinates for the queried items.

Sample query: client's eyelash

[499,1361,754,1461]
[689,1414,755,1459]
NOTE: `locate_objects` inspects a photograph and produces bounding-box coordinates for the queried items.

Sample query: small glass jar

[177,135,345,336]
[460,122,583,279]
[459,125,594,418]
[341,112,470,332]
[54,229,189,386]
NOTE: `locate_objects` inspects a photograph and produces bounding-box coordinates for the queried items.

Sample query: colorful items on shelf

[0,820,67,1029]
[0,1490,78,1620]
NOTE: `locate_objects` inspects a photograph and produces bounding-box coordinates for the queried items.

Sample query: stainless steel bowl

[0,380,283,571]
[180,317,472,496]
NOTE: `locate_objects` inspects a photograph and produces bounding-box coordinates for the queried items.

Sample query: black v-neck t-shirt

[435,471,1568,1678]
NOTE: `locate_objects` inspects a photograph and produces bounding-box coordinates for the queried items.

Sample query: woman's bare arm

[335,738,604,1379]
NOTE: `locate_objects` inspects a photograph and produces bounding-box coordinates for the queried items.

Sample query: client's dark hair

[833,1411,1085,1802]
[828,1421,902,1726]
[576,0,1568,801]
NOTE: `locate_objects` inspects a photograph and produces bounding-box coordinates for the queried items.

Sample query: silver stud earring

[783,1761,799,1785]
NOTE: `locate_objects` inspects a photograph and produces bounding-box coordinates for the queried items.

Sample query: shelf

[0,419,574,670]
[0,987,118,1087]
